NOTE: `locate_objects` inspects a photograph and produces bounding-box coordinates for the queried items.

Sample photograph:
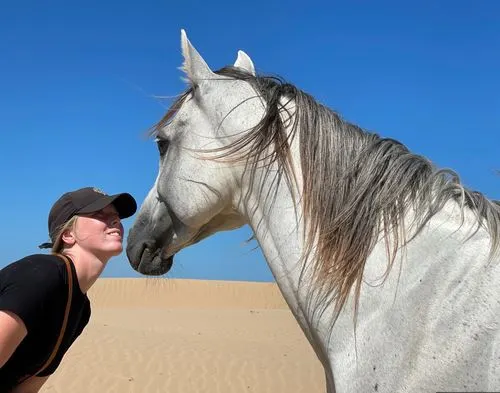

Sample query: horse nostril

[143,240,156,249]
[127,239,153,269]
[144,240,158,254]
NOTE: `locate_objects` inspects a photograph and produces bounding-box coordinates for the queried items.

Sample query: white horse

[126,30,500,392]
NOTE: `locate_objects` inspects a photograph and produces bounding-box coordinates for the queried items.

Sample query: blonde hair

[51,216,78,254]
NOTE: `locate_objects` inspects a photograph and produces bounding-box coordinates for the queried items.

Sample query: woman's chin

[101,243,124,258]
[111,245,124,256]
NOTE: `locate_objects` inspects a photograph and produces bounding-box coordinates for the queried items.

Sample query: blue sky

[1,1,498,281]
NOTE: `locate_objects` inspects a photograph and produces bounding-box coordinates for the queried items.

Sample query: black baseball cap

[38,187,137,249]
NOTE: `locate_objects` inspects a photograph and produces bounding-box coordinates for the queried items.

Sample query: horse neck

[236,122,340,371]
[237,116,315,316]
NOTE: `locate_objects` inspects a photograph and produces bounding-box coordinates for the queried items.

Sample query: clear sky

[1,0,499,281]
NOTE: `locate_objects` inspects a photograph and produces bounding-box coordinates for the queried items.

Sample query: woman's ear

[61,228,76,247]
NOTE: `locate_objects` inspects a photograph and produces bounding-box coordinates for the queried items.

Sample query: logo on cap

[92,187,107,195]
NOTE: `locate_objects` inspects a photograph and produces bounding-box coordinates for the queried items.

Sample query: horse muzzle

[126,237,174,276]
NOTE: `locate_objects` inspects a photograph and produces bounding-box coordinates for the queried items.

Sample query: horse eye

[156,139,169,156]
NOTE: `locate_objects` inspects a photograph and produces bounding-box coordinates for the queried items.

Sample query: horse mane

[153,66,500,318]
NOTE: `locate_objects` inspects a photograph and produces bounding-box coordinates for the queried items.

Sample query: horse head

[126,30,264,275]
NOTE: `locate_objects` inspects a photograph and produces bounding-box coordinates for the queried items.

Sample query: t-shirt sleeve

[0,256,63,333]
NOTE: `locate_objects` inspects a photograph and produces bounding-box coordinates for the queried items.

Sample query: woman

[0,186,137,392]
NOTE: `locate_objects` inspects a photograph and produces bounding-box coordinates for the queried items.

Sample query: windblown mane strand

[154,66,500,319]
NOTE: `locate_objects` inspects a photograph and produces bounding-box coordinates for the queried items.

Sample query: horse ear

[234,50,256,76]
[180,29,214,84]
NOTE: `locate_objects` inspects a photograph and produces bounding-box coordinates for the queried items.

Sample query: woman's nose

[109,215,121,227]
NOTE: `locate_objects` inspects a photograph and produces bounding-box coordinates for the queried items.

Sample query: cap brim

[77,193,137,219]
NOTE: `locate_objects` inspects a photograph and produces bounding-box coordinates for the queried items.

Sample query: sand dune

[40,278,324,393]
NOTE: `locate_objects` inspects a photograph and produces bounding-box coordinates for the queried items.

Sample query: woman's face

[72,204,124,257]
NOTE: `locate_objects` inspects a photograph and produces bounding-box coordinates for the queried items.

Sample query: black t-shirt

[0,254,91,390]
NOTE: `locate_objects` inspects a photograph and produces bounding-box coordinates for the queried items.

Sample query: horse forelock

[150,89,192,139]
[154,65,500,318]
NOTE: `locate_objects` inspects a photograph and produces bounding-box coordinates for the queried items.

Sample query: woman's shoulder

[0,254,71,337]
[0,254,66,289]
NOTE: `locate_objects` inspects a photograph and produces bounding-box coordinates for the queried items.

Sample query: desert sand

[40,278,325,393]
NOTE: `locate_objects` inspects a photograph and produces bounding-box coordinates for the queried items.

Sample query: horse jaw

[180,29,215,84]
[126,184,246,276]
[234,50,256,76]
